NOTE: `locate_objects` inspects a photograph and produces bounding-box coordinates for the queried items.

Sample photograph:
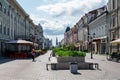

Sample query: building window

[112,31,116,41]
[0,21,2,33]
[11,14,13,18]
[8,10,10,16]
[113,0,115,9]
[7,28,9,35]
[113,17,115,27]
[4,26,6,35]
[0,3,2,11]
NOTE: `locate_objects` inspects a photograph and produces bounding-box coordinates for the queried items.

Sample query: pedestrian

[106,52,109,60]
[31,49,35,61]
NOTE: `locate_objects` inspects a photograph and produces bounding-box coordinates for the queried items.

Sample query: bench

[110,53,120,62]
[46,57,57,70]
[89,63,99,69]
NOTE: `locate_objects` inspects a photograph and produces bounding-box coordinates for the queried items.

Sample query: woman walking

[31,49,35,61]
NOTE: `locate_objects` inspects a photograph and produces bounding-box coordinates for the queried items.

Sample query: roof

[65,26,70,32]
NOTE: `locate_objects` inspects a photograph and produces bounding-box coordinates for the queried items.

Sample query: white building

[88,8,107,54]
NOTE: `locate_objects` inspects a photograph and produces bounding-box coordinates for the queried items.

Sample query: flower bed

[52,47,86,57]
[52,47,86,62]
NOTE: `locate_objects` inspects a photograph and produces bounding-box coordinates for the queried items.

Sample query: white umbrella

[7,40,33,45]
[110,38,120,44]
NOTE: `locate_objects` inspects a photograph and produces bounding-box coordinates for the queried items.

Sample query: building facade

[77,18,84,51]
[107,0,120,53]
[0,0,44,57]
[77,15,88,52]
[44,38,52,50]
[89,12,107,54]
[64,26,72,45]
[35,24,44,49]
[71,25,78,45]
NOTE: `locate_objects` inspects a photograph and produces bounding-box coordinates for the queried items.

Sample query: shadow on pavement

[0,58,15,64]
[0,58,33,64]
[72,72,82,75]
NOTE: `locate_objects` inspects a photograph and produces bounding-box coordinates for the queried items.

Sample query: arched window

[0,3,2,11]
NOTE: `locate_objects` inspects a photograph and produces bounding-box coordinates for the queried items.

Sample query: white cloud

[40,19,65,30]
[30,14,73,36]
[30,14,72,31]
[30,14,41,24]
[36,0,107,17]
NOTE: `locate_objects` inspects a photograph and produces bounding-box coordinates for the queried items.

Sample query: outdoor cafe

[110,38,120,62]
[6,39,38,59]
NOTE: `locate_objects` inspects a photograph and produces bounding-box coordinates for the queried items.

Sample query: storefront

[93,36,107,54]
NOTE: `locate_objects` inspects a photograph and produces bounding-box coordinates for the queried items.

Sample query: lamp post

[88,33,95,59]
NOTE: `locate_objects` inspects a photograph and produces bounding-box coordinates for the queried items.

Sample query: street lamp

[88,33,95,59]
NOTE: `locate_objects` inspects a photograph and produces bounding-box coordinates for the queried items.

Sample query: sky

[17,0,108,46]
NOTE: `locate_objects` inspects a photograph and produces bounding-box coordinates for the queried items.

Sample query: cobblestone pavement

[0,51,120,80]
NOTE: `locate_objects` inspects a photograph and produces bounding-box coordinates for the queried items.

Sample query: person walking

[106,52,109,60]
[31,49,35,61]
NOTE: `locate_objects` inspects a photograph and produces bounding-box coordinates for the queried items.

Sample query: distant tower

[56,37,58,46]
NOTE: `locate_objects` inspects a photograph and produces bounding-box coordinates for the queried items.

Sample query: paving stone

[0,51,120,80]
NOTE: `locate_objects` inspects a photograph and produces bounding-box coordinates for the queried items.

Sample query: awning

[7,40,32,45]
[110,38,120,44]
[75,43,80,47]
[93,36,107,41]
[6,40,38,46]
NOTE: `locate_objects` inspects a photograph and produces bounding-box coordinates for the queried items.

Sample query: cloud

[39,18,73,35]
[30,14,72,35]
[36,0,107,17]
[38,16,73,30]
[40,19,65,30]
[30,14,41,24]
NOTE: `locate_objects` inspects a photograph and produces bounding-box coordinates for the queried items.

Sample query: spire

[56,37,58,46]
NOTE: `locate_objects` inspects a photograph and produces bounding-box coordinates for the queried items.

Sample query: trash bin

[69,62,78,74]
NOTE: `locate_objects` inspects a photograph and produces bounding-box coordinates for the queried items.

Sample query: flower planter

[57,56,85,63]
